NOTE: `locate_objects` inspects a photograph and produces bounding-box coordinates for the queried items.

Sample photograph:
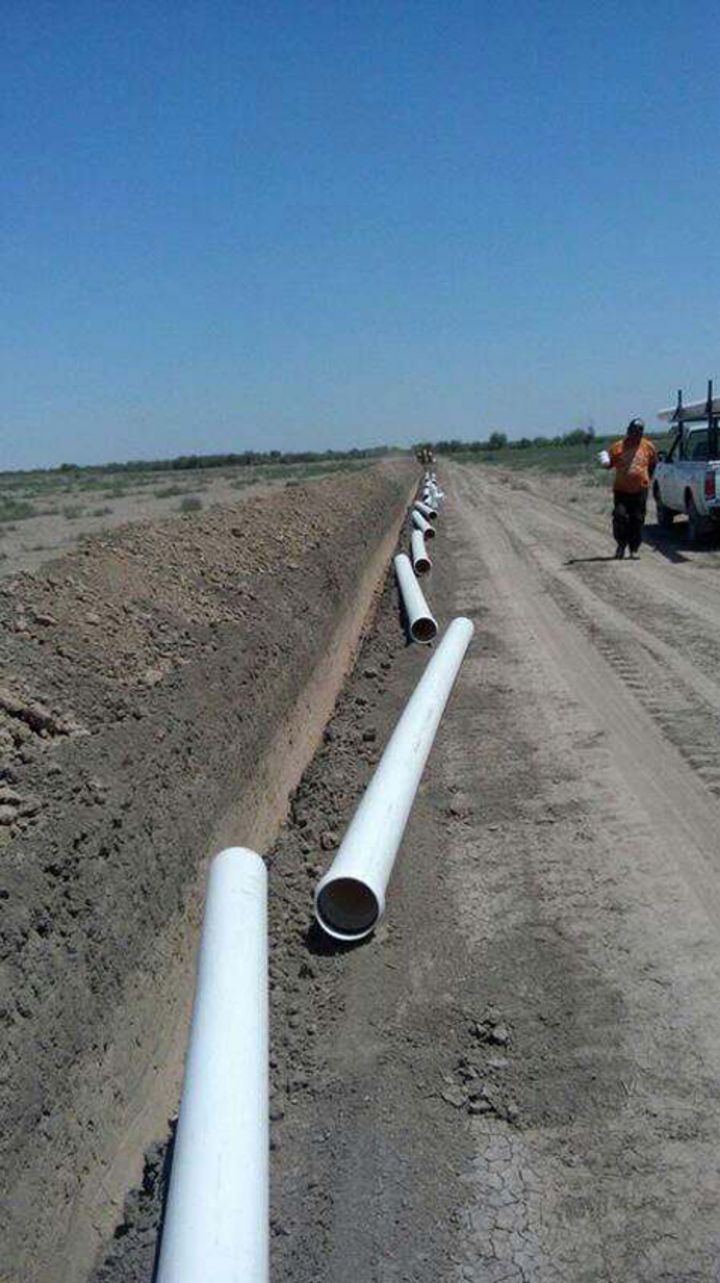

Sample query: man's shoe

[614,544,626,559]
[629,549,640,560]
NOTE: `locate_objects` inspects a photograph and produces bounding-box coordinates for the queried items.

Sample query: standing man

[601,418,658,559]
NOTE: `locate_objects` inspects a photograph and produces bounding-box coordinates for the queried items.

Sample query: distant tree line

[56,444,405,474]
[413,427,597,456]
[53,428,605,475]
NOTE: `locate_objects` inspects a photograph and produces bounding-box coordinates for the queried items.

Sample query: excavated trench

[0,460,415,1283]
[90,475,467,1283]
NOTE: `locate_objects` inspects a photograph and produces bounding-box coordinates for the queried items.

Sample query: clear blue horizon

[3,1,720,470]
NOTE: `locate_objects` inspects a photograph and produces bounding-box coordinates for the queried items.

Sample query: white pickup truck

[653,390,720,545]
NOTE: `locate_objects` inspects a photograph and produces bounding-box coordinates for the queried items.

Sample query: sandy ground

[88,459,720,1282]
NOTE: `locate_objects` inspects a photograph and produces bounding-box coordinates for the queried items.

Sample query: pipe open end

[426,511,438,522]
[315,877,380,941]
[424,526,436,540]
[410,616,438,643]
[413,557,431,576]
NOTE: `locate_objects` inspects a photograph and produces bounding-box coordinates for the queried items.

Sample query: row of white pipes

[314,615,473,941]
[157,469,472,1283]
[396,470,444,643]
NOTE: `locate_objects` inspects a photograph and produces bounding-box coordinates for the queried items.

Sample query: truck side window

[689,431,709,461]
[677,431,689,461]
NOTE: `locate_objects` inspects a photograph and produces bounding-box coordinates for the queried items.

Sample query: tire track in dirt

[493,510,720,801]
[450,464,720,923]
[515,497,720,694]
[438,462,720,1280]
[501,471,720,634]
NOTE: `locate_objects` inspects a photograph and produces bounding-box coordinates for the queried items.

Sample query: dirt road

[96,460,720,1281]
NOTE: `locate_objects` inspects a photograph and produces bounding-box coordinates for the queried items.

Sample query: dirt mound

[0,460,414,1283]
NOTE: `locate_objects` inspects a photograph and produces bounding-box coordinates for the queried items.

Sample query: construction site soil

[0,460,414,1283]
[88,461,720,1282]
[9,456,719,1283]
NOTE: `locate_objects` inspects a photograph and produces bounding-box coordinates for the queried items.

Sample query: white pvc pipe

[412,509,436,540]
[414,500,438,523]
[314,616,474,941]
[411,527,432,575]
[156,848,268,1283]
[394,552,437,643]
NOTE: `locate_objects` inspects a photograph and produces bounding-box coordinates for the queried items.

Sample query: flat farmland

[0,456,376,579]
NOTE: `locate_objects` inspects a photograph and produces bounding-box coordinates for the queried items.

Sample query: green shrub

[0,498,36,523]
[154,484,192,498]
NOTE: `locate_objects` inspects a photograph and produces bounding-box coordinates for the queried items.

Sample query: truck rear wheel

[686,495,704,546]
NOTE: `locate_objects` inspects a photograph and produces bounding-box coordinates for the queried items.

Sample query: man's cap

[627,417,645,432]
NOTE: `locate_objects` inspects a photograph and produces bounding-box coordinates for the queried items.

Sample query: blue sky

[3,1,720,469]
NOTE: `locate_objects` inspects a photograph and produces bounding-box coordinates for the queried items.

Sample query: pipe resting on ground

[414,500,438,522]
[393,552,437,643]
[411,528,432,576]
[156,848,268,1283]
[412,510,435,540]
[314,617,474,941]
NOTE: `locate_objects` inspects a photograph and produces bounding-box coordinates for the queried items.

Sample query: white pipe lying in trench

[412,509,436,540]
[411,528,432,576]
[393,552,437,643]
[314,616,474,941]
[155,847,268,1283]
[414,500,438,522]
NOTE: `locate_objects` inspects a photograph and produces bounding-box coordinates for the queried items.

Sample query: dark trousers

[613,490,647,552]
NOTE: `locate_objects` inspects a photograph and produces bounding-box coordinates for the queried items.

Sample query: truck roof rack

[658,380,720,424]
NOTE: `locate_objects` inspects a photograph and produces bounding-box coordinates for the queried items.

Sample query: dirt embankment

[0,460,414,1283]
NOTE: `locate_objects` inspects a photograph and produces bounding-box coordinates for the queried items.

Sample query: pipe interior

[316,878,379,938]
[411,616,438,643]
[414,558,431,575]
[424,526,436,540]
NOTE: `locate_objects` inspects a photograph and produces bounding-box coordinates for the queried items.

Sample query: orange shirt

[608,436,658,493]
